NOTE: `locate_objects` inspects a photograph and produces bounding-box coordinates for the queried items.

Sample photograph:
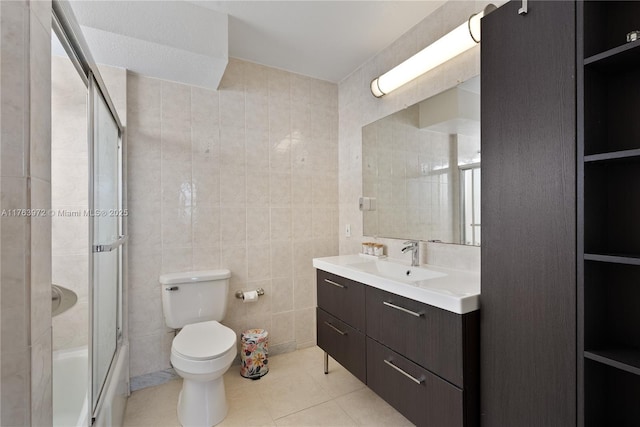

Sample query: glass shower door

[90,76,123,413]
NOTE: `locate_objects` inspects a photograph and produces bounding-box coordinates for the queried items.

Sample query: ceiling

[188,1,446,83]
[69,1,446,86]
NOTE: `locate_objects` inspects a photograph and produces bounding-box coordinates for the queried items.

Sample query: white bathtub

[53,344,129,427]
[53,347,89,427]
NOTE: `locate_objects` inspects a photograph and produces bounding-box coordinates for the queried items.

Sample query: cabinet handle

[383,301,423,317]
[324,321,348,336]
[324,279,346,289]
[383,359,424,385]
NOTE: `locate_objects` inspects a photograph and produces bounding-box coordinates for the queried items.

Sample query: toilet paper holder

[235,288,265,300]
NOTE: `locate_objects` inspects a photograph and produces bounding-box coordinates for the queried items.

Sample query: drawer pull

[324,321,348,336]
[383,359,424,385]
[383,301,423,317]
[324,279,346,289]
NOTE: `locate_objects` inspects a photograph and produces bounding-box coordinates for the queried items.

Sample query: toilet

[159,270,237,427]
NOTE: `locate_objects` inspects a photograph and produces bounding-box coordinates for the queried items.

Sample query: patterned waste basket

[240,328,269,379]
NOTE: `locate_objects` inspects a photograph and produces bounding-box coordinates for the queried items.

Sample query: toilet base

[177,376,228,427]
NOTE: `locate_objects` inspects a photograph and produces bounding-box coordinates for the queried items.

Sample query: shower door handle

[93,235,128,253]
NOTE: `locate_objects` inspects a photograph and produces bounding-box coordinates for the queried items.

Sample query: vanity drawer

[367,337,464,427]
[316,308,366,383]
[316,270,365,331]
[366,286,464,387]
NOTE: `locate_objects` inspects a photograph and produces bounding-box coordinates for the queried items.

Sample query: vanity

[314,255,480,427]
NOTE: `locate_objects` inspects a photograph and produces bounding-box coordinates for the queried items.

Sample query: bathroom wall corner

[0,0,53,424]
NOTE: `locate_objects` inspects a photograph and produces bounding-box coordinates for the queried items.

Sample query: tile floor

[123,346,413,426]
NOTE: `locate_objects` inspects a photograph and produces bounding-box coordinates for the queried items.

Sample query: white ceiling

[189,1,446,83]
[69,1,446,86]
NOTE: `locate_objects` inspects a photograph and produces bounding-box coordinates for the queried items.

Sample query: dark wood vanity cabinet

[367,338,464,427]
[316,269,479,427]
[316,270,366,382]
[316,270,366,331]
[366,287,466,387]
[316,308,366,382]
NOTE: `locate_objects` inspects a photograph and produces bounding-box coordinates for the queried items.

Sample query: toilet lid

[173,321,236,361]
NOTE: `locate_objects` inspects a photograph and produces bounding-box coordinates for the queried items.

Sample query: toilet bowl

[171,321,237,427]
[159,269,235,427]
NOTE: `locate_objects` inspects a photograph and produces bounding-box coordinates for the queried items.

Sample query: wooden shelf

[580,3,640,424]
[584,148,640,163]
[584,349,640,377]
[584,40,640,69]
[584,253,640,266]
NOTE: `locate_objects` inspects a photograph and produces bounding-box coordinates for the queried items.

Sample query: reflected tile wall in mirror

[361,76,480,245]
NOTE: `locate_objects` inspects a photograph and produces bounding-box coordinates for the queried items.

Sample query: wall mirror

[362,75,480,246]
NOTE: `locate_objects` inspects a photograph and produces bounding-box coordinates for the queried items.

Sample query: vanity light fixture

[370,4,496,98]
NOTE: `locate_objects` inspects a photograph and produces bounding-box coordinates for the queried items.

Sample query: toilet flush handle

[165,286,179,291]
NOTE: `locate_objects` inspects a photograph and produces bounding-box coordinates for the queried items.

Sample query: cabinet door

[366,286,463,387]
[316,308,366,382]
[367,337,464,427]
[481,1,576,426]
[316,270,365,331]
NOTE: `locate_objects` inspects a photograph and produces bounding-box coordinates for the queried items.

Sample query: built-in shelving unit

[578,2,640,425]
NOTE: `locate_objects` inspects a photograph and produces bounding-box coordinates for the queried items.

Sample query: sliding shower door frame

[87,72,125,417]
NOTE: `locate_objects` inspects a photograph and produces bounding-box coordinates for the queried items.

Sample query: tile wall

[0,0,53,425]
[337,0,494,269]
[362,105,458,243]
[126,59,339,378]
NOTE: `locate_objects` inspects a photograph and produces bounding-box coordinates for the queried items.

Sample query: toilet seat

[173,320,236,361]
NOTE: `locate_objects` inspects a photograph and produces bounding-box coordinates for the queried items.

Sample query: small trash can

[240,328,269,379]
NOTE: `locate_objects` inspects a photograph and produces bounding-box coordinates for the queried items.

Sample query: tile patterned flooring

[123,346,413,426]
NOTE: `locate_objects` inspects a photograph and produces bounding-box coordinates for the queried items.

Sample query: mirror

[362,76,480,246]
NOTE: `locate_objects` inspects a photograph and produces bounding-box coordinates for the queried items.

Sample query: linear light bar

[371,5,496,98]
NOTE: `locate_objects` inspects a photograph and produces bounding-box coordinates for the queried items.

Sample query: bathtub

[53,343,129,427]
[53,347,89,427]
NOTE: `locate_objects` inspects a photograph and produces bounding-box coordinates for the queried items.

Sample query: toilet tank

[159,269,231,329]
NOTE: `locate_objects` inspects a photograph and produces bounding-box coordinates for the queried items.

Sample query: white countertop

[313,255,480,314]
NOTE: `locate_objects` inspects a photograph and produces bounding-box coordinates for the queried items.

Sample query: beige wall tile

[0,348,30,426]
[293,272,316,310]
[127,61,338,380]
[270,311,294,346]
[29,11,51,182]
[30,178,52,340]
[130,334,165,377]
[271,277,293,314]
[160,247,193,274]
[0,0,28,177]
[294,307,316,346]
[192,246,222,271]
[270,207,291,241]
[31,330,52,427]
[247,244,271,281]
[270,241,292,278]
[129,287,165,338]
[269,173,291,206]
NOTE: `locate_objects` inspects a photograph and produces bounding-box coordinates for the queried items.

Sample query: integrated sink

[313,254,480,314]
[347,259,446,283]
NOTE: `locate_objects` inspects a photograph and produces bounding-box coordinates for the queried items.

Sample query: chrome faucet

[401,241,420,267]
